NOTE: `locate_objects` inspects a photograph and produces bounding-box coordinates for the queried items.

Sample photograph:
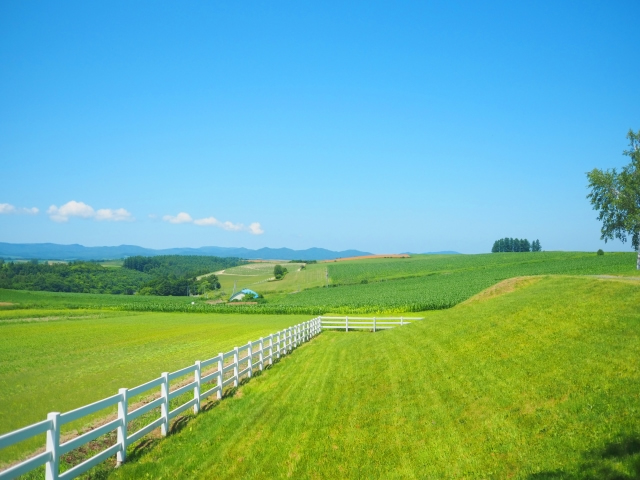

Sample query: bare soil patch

[463,276,541,305]
[0,302,15,306]
[320,254,410,263]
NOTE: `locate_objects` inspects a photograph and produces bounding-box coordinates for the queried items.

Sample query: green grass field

[207,262,327,296]
[110,276,640,479]
[0,310,311,465]
[2,252,640,478]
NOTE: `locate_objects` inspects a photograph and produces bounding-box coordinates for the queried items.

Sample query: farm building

[229,288,259,302]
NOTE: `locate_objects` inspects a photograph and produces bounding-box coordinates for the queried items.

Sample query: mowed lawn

[0,311,311,464]
[111,276,640,479]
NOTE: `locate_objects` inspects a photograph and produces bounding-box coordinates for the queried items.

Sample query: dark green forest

[0,255,242,296]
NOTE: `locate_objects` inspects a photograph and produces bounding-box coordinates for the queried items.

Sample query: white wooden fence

[320,316,423,332]
[0,317,322,480]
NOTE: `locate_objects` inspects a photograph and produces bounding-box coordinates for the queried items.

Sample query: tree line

[123,255,243,278]
[491,238,541,253]
[0,255,241,296]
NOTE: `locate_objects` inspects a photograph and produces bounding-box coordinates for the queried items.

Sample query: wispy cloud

[0,203,16,214]
[164,212,264,234]
[163,212,193,224]
[0,203,39,215]
[47,201,133,222]
[95,208,133,222]
[194,216,243,231]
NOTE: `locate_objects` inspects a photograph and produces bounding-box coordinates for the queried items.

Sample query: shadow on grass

[528,434,640,479]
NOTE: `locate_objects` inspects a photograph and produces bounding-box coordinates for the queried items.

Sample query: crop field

[110,276,640,479]
[2,252,637,316]
[327,251,640,284]
[0,310,310,464]
[266,251,640,313]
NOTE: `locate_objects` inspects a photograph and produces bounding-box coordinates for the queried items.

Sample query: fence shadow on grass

[527,433,640,479]
[122,361,278,466]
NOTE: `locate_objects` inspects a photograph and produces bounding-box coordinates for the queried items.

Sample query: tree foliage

[273,264,288,280]
[491,238,540,253]
[123,255,243,278]
[587,130,640,260]
[0,256,233,296]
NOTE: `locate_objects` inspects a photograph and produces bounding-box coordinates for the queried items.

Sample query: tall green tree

[587,129,640,269]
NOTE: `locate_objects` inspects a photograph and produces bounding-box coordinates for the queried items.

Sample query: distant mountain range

[0,242,373,261]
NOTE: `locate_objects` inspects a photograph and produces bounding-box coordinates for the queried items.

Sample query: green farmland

[0,311,310,465]
[111,276,640,479]
[2,252,637,314]
[1,251,639,478]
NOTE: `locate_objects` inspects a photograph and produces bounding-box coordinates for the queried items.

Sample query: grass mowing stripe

[0,312,311,465]
[111,276,640,479]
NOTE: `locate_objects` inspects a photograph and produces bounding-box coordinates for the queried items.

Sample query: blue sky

[1,1,638,254]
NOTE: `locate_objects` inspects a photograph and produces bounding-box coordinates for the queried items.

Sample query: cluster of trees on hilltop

[0,260,150,294]
[0,255,236,296]
[491,238,541,253]
[123,255,243,278]
[136,275,221,296]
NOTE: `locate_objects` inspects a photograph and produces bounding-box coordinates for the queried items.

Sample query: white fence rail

[321,316,423,332]
[0,317,322,480]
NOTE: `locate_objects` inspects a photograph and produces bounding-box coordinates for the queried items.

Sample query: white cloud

[165,211,264,234]
[47,201,132,222]
[163,212,193,224]
[193,216,218,226]
[95,208,133,222]
[0,203,16,214]
[220,221,244,231]
[248,222,264,235]
[0,204,39,215]
[193,216,242,230]
[48,201,95,222]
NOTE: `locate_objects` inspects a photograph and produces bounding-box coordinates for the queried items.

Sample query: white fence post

[45,412,60,480]
[373,316,376,333]
[161,372,169,436]
[346,316,349,332]
[401,316,404,326]
[116,388,128,466]
[217,353,223,400]
[247,341,253,379]
[194,360,201,414]
[233,347,239,387]
[259,337,264,371]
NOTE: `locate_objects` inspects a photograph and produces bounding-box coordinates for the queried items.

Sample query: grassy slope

[213,262,327,296]
[0,311,310,464]
[112,276,640,479]
[327,251,640,284]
